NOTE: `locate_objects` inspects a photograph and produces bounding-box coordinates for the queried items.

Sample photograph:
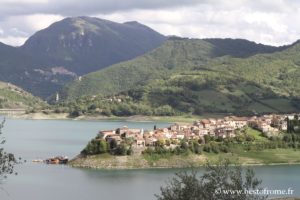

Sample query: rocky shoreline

[68,154,207,170]
[68,154,300,170]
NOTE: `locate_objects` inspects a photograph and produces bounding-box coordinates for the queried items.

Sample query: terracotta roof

[201,119,211,124]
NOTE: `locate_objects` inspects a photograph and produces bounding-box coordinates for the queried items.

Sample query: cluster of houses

[97,114,298,149]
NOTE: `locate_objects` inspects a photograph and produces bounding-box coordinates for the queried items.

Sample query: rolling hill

[0,81,46,109]
[61,37,300,115]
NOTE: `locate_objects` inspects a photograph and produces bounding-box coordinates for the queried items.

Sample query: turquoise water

[0,118,299,200]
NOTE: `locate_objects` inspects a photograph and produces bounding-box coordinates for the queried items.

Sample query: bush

[194,143,202,154]
[203,144,211,153]
[127,147,133,155]
[81,139,108,155]
[154,105,176,116]
[156,159,267,200]
[69,110,81,117]
[115,143,128,155]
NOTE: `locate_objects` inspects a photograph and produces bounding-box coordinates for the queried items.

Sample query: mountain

[61,38,300,115]
[203,38,289,57]
[0,81,46,109]
[0,17,167,98]
[21,16,167,75]
[0,42,75,98]
[0,17,294,102]
[61,37,289,99]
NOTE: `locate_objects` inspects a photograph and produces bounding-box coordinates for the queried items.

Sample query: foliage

[0,81,46,109]
[0,119,18,183]
[62,38,300,115]
[81,138,131,156]
[156,159,267,200]
[115,143,128,156]
[81,139,108,155]
[287,115,300,133]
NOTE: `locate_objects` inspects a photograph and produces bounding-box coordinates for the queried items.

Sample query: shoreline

[70,161,300,170]
[68,152,300,170]
[2,112,201,123]
[69,160,300,170]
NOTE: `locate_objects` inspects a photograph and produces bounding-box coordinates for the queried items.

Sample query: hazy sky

[0,0,299,46]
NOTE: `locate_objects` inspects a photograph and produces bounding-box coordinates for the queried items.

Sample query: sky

[0,0,300,46]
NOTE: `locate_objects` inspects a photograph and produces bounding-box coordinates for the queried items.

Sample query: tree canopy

[156,159,267,200]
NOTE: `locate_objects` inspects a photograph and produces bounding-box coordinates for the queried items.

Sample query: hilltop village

[97,114,294,150]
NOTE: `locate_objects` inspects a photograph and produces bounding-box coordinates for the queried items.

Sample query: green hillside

[61,38,300,116]
[0,82,46,109]
[62,38,285,98]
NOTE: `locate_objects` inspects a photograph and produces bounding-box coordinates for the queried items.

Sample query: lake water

[0,118,299,200]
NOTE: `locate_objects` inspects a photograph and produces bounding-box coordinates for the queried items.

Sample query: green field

[245,127,269,141]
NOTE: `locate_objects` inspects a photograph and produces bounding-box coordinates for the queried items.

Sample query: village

[96,114,298,150]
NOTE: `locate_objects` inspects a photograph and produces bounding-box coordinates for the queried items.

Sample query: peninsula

[69,113,300,169]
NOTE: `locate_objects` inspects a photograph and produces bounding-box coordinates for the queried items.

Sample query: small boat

[44,156,68,164]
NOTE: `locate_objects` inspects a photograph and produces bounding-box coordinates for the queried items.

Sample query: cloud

[96,4,299,46]
[0,14,63,45]
[0,36,27,46]
[0,0,202,18]
[0,0,300,46]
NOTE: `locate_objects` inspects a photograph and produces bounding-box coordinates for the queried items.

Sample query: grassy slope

[62,39,216,98]
[63,38,287,98]
[63,38,300,115]
[0,81,46,109]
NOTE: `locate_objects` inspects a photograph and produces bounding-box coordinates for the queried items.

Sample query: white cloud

[1,0,300,46]
[0,36,27,46]
[22,14,63,31]
[0,14,63,45]
[96,4,300,46]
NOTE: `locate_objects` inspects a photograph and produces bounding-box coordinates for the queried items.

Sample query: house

[272,115,287,131]
[215,126,235,138]
[200,119,211,129]
[197,128,209,136]
[134,137,145,148]
[175,132,185,140]
[105,134,122,144]
[170,123,180,131]
[128,128,143,134]
[117,126,129,135]
[280,121,288,131]
[257,121,275,134]
[231,116,248,129]
[145,137,157,146]
[123,132,137,139]
[208,118,217,125]
[98,130,116,139]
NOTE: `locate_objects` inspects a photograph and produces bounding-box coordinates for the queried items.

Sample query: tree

[0,120,18,183]
[109,139,118,150]
[156,159,267,200]
[115,143,128,155]
[157,139,165,147]
[98,140,108,154]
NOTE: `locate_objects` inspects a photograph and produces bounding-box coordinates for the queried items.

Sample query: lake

[0,118,299,200]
